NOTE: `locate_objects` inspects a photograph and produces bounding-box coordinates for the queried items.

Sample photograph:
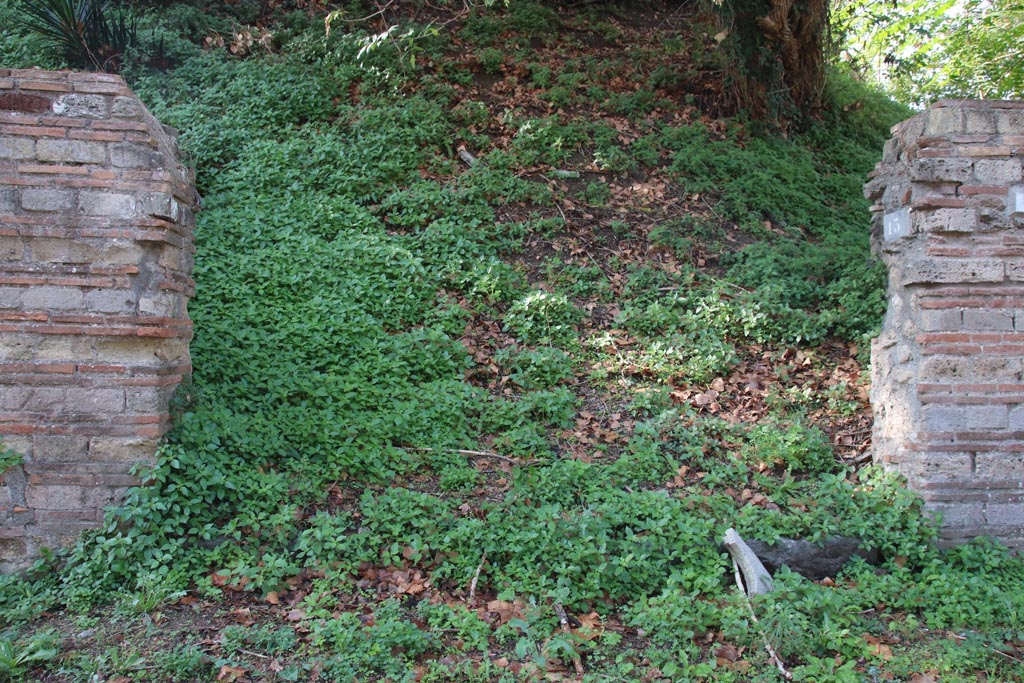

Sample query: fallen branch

[948,633,1023,664]
[399,447,545,467]
[552,602,585,678]
[467,551,486,602]
[731,557,792,680]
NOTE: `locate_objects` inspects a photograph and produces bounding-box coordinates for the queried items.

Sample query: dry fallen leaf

[217,664,247,682]
[574,611,604,641]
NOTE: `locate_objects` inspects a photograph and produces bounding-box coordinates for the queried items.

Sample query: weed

[0,630,58,682]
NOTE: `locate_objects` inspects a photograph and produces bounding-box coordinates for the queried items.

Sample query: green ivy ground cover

[1,2,1022,681]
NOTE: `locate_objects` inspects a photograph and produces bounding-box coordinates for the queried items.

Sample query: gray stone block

[20,286,84,310]
[922,404,1009,431]
[996,109,1024,135]
[965,109,997,135]
[920,308,963,331]
[962,308,1015,331]
[0,136,34,161]
[36,139,107,164]
[910,157,974,183]
[64,387,125,414]
[78,191,135,217]
[0,238,22,261]
[0,186,16,213]
[85,288,135,313]
[974,159,1023,185]
[31,435,89,461]
[20,188,74,212]
[138,192,179,221]
[925,107,965,135]
[985,502,1024,528]
[926,501,986,528]
[52,93,108,118]
[111,96,142,118]
[110,142,161,169]
[0,386,64,412]
[902,257,1003,284]
[913,207,978,233]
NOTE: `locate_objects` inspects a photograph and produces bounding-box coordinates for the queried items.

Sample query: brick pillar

[0,70,196,572]
[866,100,1024,551]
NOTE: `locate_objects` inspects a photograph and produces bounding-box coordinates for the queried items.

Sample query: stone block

[125,386,172,413]
[33,335,96,362]
[986,502,1024,527]
[138,192,179,221]
[962,309,1015,330]
[920,308,963,331]
[925,107,965,136]
[36,139,107,164]
[28,237,98,264]
[922,403,1009,431]
[0,537,28,563]
[913,207,977,233]
[25,484,116,510]
[0,237,23,260]
[111,96,141,118]
[78,191,135,217]
[902,257,1003,285]
[910,157,974,183]
[0,186,16,213]
[0,136,34,160]
[20,188,74,212]
[1004,260,1024,281]
[64,387,125,414]
[0,386,64,412]
[926,501,986,528]
[974,159,1023,185]
[20,286,84,311]
[51,93,107,118]
[85,288,135,314]
[906,453,974,481]
[31,435,89,461]
[0,333,37,361]
[996,109,1024,135]
[110,142,162,169]
[138,292,176,316]
[88,436,160,462]
[965,109,997,134]
[94,338,165,364]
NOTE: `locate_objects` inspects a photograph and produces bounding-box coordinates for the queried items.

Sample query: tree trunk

[756,0,827,112]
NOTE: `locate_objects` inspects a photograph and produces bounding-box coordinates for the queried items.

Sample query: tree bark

[756,0,827,112]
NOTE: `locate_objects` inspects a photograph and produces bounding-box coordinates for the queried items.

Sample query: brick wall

[866,100,1024,550]
[0,70,195,572]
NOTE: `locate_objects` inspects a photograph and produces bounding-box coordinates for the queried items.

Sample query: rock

[744,536,879,580]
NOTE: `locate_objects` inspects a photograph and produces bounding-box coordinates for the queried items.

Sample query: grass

[1,1,1022,681]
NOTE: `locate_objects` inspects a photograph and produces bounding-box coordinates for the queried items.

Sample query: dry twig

[731,558,793,680]
[467,551,487,602]
[399,447,545,466]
